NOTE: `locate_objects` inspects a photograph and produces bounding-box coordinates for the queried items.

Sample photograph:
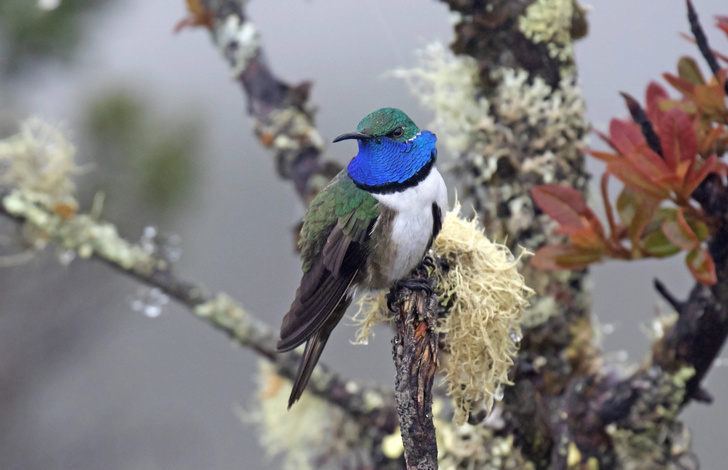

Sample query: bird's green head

[333,108,420,144]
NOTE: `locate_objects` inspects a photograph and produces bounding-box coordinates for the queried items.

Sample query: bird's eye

[390,127,405,138]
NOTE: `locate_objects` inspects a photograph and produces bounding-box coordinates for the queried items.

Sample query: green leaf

[686,247,717,285]
[616,188,638,227]
[686,216,709,241]
[616,188,660,244]
[642,230,681,257]
[677,56,706,86]
[661,209,700,251]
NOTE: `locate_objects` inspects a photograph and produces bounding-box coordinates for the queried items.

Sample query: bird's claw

[396,277,433,296]
[420,253,436,271]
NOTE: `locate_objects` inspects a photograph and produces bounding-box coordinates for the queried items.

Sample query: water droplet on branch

[127,286,170,319]
[57,249,76,266]
[494,384,504,401]
[138,226,183,263]
[601,323,616,335]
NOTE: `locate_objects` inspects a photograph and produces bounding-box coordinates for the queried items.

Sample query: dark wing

[277,209,375,352]
[428,201,443,250]
[276,174,378,406]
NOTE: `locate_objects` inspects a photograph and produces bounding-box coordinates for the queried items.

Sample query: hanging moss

[432,203,533,424]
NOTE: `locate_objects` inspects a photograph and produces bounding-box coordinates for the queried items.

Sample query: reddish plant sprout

[174,0,215,33]
[531,22,728,285]
[718,15,728,39]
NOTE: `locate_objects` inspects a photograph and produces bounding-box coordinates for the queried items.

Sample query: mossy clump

[0,117,80,211]
[252,361,372,470]
[353,204,533,425]
[433,204,533,424]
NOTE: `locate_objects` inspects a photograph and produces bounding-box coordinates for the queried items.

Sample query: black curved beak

[332,131,370,143]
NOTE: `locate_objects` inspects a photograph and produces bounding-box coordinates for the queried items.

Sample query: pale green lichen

[214,14,262,77]
[394,44,587,216]
[195,293,249,329]
[519,0,575,62]
[381,428,404,460]
[2,190,159,271]
[608,367,697,469]
[391,42,489,156]
[251,361,372,470]
[521,295,560,328]
[435,400,535,470]
[0,117,81,210]
[351,289,390,344]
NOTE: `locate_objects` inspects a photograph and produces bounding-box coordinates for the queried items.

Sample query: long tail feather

[288,330,330,408]
[286,297,351,408]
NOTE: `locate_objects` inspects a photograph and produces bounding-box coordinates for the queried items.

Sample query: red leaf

[645,81,669,125]
[587,149,621,163]
[658,108,697,171]
[607,160,670,199]
[569,226,607,251]
[682,153,717,198]
[609,119,645,155]
[716,15,728,38]
[531,185,588,230]
[661,209,700,251]
[663,73,697,98]
[531,244,604,271]
[697,125,724,155]
[686,247,717,285]
[624,144,675,183]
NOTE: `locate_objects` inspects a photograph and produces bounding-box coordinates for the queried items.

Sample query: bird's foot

[395,277,433,296]
[387,277,433,312]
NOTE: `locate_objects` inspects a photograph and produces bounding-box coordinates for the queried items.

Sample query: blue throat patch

[346,131,437,192]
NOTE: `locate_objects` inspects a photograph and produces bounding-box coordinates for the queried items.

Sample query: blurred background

[0,0,726,468]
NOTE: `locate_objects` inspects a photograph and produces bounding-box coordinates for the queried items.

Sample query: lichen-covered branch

[388,267,440,470]
[651,174,728,405]
[0,162,397,437]
[195,0,339,203]
[389,1,726,468]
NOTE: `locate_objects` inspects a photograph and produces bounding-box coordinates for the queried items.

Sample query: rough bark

[389,267,440,470]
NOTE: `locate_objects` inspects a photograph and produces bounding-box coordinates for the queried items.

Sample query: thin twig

[686,0,722,75]
[0,189,398,433]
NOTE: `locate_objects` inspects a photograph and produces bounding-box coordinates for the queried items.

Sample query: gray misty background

[1,0,727,469]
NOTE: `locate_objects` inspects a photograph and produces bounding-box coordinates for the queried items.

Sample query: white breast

[373,168,448,283]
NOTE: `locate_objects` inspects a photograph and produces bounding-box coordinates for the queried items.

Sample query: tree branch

[196,0,340,203]
[388,267,440,470]
[0,188,397,434]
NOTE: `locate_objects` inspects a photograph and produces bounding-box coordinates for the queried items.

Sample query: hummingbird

[276,108,448,407]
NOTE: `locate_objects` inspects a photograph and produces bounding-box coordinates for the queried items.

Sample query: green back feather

[299,171,378,272]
